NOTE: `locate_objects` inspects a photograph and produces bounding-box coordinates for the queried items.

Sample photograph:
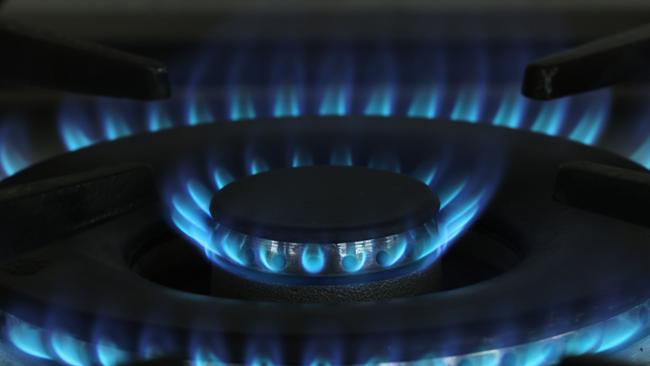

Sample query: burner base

[133,223,518,304]
[210,259,442,303]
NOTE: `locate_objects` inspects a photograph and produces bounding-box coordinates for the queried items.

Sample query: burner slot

[554,161,650,227]
[0,164,156,259]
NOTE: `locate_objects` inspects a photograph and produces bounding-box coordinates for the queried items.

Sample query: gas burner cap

[209,166,441,276]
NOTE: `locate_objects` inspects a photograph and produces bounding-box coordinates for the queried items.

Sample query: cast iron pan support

[528,23,650,233]
[0,20,170,99]
[555,161,650,229]
[522,23,650,99]
[530,25,650,365]
[0,164,156,260]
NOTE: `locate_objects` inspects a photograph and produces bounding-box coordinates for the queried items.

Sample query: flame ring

[204,218,443,277]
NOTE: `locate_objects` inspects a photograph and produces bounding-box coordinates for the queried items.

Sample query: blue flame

[169,188,212,249]
[58,101,96,151]
[147,103,173,132]
[271,52,304,118]
[102,110,132,141]
[248,157,270,175]
[567,91,612,145]
[249,356,276,366]
[171,210,211,248]
[51,332,91,366]
[0,122,30,178]
[172,194,207,231]
[96,339,130,366]
[408,86,441,119]
[137,328,178,361]
[569,108,606,145]
[368,152,400,173]
[451,84,485,123]
[6,316,51,360]
[193,348,225,366]
[445,193,483,230]
[364,85,394,117]
[375,239,407,268]
[57,97,155,153]
[330,146,353,166]
[415,223,446,260]
[493,86,528,129]
[230,89,257,121]
[273,85,301,118]
[439,180,467,210]
[216,228,248,266]
[183,48,216,126]
[292,148,314,167]
[187,180,213,216]
[5,315,115,366]
[632,141,650,169]
[362,50,395,117]
[4,298,650,366]
[60,124,94,152]
[448,46,487,123]
[52,44,617,157]
[301,244,326,274]
[564,326,602,355]
[414,163,438,186]
[341,252,367,273]
[320,84,350,116]
[213,168,234,190]
[531,99,569,136]
[628,104,650,168]
[259,246,287,273]
[595,311,644,352]
[317,51,354,116]
[187,97,214,126]
[308,358,333,366]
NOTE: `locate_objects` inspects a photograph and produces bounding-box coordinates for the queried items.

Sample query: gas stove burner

[164,119,497,286]
[208,166,440,277]
[2,16,650,364]
[1,118,650,366]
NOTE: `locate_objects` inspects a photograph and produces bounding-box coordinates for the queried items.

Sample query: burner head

[209,166,441,277]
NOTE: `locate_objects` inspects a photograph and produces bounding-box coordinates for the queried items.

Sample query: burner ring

[209,166,440,276]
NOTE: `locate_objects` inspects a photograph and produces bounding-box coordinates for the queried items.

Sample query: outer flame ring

[4,298,650,366]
